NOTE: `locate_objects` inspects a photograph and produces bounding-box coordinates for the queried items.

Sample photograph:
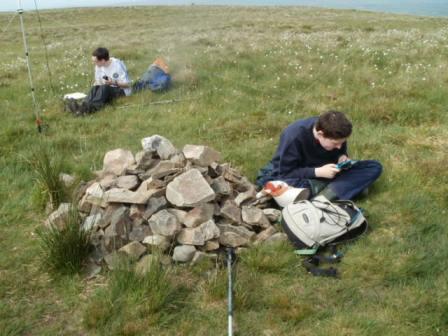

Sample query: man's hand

[338,155,350,163]
[104,78,116,86]
[315,164,340,179]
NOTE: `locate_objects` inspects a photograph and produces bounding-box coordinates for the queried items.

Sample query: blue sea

[2,0,448,17]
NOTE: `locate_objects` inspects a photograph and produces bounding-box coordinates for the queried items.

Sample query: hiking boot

[66,99,80,114]
[79,101,90,115]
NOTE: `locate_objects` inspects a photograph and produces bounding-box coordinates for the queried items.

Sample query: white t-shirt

[94,57,132,96]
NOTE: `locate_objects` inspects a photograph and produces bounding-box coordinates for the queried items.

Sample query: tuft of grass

[36,205,92,276]
[28,143,68,210]
[84,254,178,334]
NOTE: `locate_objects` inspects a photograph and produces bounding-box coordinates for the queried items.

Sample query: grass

[0,4,448,335]
[37,205,92,276]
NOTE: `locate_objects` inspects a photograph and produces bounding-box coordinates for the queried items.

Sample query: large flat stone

[105,187,160,204]
[166,169,216,207]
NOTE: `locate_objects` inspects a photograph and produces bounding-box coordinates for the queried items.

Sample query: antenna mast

[17,0,44,133]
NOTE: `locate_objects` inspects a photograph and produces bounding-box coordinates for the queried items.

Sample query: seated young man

[256,110,382,200]
[67,47,131,115]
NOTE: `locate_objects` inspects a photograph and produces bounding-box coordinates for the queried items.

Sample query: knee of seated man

[365,160,383,179]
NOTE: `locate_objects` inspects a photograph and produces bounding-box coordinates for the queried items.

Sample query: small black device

[102,75,109,80]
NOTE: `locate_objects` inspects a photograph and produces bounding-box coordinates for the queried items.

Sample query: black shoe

[66,99,80,114]
[79,101,90,115]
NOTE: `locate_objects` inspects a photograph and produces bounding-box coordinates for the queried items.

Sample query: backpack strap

[300,246,344,278]
[302,257,339,278]
[294,247,319,255]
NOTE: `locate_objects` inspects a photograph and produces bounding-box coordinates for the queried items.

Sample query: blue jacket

[270,117,348,183]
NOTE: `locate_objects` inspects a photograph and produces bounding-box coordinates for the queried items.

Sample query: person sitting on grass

[256,110,382,201]
[67,47,131,115]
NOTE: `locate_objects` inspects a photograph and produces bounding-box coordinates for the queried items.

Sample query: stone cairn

[45,135,287,271]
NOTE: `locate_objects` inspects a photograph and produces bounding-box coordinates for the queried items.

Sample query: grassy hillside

[1,5,447,335]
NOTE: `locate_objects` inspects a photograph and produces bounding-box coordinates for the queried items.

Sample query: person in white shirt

[67,47,131,115]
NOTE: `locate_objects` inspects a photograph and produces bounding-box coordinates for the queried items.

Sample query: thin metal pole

[17,0,42,132]
[227,248,234,336]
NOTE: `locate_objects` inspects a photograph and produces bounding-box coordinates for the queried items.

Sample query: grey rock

[116,175,140,190]
[262,208,282,223]
[199,219,220,241]
[182,144,221,166]
[169,152,186,166]
[129,225,152,242]
[220,200,241,223]
[83,213,102,232]
[139,177,166,191]
[59,173,76,187]
[129,204,145,220]
[242,206,271,229]
[217,222,255,240]
[141,135,177,160]
[143,196,167,220]
[78,194,92,213]
[265,232,288,244]
[142,234,171,251]
[177,228,205,246]
[135,150,158,170]
[221,165,243,184]
[235,185,256,206]
[99,174,117,190]
[254,226,277,244]
[146,161,181,179]
[118,241,146,259]
[103,148,135,176]
[210,176,232,196]
[204,239,220,251]
[166,208,187,224]
[103,206,131,252]
[219,232,250,247]
[184,203,215,228]
[84,182,106,207]
[45,203,72,230]
[172,245,196,262]
[148,209,181,237]
[105,187,160,205]
[166,169,216,207]
[97,204,121,229]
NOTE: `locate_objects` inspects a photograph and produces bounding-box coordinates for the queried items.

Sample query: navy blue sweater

[270,117,347,182]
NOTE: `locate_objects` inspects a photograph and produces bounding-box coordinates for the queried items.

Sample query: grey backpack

[281,195,367,253]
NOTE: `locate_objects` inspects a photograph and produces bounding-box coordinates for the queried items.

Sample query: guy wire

[33,0,55,94]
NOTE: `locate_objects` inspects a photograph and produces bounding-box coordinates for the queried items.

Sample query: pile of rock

[45,135,286,269]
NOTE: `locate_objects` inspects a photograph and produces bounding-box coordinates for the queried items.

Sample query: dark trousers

[256,160,382,200]
[85,85,125,113]
[323,160,382,199]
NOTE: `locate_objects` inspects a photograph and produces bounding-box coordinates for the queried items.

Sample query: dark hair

[315,110,352,139]
[92,47,109,61]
